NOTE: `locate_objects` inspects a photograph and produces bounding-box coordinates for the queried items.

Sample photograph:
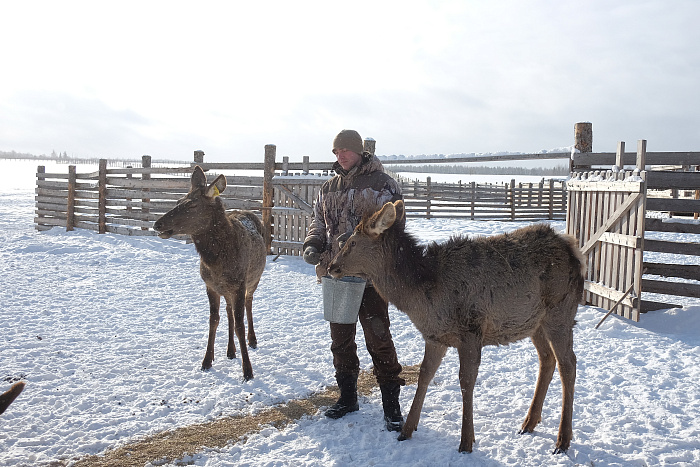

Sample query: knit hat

[332,129,364,155]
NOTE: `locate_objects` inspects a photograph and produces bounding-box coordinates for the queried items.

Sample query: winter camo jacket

[303,153,403,281]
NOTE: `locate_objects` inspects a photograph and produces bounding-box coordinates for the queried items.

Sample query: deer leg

[520,326,556,435]
[225,299,237,360]
[548,327,577,454]
[202,288,221,371]
[456,333,481,453]
[398,340,447,442]
[245,290,257,349]
[229,288,253,381]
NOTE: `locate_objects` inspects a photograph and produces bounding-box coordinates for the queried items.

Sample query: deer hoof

[248,340,258,349]
[552,447,568,455]
[227,351,237,359]
[518,428,533,435]
[201,361,213,371]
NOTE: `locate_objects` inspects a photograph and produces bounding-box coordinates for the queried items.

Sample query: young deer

[154,166,266,380]
[328,200,584,454]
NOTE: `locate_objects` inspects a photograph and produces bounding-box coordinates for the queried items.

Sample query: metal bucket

[322,276,366,324]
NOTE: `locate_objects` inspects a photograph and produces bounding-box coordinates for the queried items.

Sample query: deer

[153,166,266,380]
[327,200,585,454]
[0,382,25,415]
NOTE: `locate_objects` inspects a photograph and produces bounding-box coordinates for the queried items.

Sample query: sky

[2,0,699,163]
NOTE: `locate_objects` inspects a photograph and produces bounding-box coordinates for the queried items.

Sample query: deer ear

[366,201,397,237]
[393,200,405,222]
[206,174,226,197]
[191,165,207,189]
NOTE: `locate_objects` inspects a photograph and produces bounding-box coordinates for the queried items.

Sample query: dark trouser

[330,286,404,385]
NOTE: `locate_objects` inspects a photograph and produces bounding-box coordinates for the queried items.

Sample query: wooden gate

[270,175,328,256]
[566,141,647,321]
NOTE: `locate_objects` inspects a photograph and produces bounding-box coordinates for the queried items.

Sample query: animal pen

[34,123,700,322]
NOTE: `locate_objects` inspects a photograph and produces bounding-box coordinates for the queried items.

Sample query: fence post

[263,144,276,254]
[548,179,554,219]
[510,179,516,220]
[302,155,309,175]
[363,138,376,155]
[426,176,432,219]
[470,181,476,220]
[615,141,625,170]
[636,139,646,171]
[282,156,289,175]
[36,166,46,230]
[573,122,593,172]
[194,150,205,165]
[141,155,151,231]
[66,165,76,231]
[126,166,133,214]
[98,159,107,233]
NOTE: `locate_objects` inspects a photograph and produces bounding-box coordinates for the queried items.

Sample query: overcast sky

[2,0,698,163]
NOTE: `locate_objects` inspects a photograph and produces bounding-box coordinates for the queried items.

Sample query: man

[303,129,405,432]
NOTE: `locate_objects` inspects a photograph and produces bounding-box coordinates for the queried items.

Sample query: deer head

[328,200,405,279]
[153,166,227,239]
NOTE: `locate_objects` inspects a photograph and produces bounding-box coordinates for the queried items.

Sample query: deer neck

[370,231,434,313]
[191,213,238,266]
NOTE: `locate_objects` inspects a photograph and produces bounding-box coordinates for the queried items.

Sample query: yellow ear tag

[212,186,220,197]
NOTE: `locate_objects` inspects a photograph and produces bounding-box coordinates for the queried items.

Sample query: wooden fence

[34,147,567,256]
[399,177,565,220]
[567,138,700,321]
[33,122,700,319]
[35,157,263,236]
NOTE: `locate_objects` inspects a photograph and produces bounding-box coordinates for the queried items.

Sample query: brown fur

[328,200,584,453]
[0,382,25,415]
[154,166,266,380]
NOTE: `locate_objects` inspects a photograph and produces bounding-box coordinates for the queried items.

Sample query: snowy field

[1,159,700,466]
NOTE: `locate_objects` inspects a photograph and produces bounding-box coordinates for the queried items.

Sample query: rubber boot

[325,372,359,419]
[380,382,404,432]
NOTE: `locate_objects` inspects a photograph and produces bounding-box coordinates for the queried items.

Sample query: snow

[2,159,700,467]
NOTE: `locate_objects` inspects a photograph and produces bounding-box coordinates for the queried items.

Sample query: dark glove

[303,246,321,265]
[337,231,352,249]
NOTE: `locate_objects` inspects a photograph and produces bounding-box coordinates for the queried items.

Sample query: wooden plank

[644,239,700,256]
[584,281,636,308]
[631,158,647,322]
[646,171,700,190]
[646,197,700,213]
[567,180,644,192]
[105,224,160,236]
[273,177,329,186]
[573,151,700,167]
[33,217,66,227]
[642,278,700,298]
[641,299,683,312]
[35,209,67,218]
[643,262,700,281]
[36,180,70,190]
[35,187,70,198]
[106,178,192,190]
[107,217,154,228]
[645,217,700,234]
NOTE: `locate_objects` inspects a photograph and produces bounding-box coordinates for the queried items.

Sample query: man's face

[333,148,362,171]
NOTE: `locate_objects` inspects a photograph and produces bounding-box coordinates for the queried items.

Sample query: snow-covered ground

[1,159,699,466]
